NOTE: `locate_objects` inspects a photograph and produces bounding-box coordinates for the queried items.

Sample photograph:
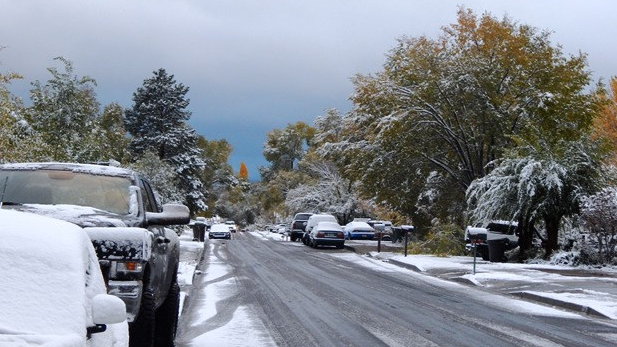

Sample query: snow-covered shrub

[578,187,617,265]
[406,224,465,257]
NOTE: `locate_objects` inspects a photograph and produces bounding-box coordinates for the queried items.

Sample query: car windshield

[0,169,132,214]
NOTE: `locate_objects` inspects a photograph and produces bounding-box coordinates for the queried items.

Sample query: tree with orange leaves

[239,162,248,180]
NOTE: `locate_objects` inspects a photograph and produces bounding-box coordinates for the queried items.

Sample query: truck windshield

[0,170,132,214]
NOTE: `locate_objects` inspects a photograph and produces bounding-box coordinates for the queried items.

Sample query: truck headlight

[110,261,144,279]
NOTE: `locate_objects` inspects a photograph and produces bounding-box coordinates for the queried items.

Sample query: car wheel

[130,285,156,347]
[154,279,180,347]
[290,236,297,242]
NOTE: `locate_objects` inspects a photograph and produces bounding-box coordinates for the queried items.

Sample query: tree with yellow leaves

[593,77,617,165]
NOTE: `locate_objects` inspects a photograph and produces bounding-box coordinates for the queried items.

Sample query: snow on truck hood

[0,209,108,340]
[8,203,128,227]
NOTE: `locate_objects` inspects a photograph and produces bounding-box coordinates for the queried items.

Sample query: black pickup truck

[0,162,190,347]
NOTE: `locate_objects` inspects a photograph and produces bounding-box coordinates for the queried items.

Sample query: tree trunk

[517,216,535,262]
[543,213,562,259]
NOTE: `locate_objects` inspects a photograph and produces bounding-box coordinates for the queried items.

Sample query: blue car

[344,221,375,240]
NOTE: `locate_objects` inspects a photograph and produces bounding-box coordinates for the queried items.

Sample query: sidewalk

[177,229,206,316]
[364,251,617,320]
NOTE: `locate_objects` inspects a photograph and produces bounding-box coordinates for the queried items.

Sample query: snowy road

[175,232,617,346]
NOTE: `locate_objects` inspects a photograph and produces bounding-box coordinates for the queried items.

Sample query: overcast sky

[0,0,615,180]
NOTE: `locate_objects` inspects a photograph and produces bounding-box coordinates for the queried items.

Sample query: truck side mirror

[146,204,190,226]
[92,294,126,325]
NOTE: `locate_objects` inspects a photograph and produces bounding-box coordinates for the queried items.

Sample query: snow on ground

[328,252,602,320]
[178,229,203,316]
[181,239,277,347]
[251,230,293,242]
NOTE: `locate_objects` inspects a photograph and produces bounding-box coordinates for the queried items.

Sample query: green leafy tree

[261,121,315,179]
[332,8,600,225]
[196,136,234,216]
[467,141,603,259]
[27,57,100,161]
[0,64,50,162]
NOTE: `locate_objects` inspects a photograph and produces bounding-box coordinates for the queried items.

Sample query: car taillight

[317,232,324,237]
[337,232,344,239]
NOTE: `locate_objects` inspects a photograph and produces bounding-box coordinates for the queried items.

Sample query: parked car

[344,221,375,240]
[289,212,313,242]
[302,214,338,245]
[0,209,128,347]
[0,162,189,347]
[368,220,393,241]
[209,223,232,239]
[309,221,345,249]
[225,220,237,233]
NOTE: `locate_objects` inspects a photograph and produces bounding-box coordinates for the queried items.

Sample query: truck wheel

[290,236,297,242]
[130,286,156,347]
[154,280,180,347]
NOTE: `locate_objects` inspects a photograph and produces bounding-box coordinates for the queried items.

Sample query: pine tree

[125,68,206,214]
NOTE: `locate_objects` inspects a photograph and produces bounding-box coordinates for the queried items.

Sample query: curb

[388,259,423,273]
[511,292,611,319]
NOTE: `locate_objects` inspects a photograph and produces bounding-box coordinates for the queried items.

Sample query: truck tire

[130,286,156,347]
[290,235,297,242]
[154,279,180,347]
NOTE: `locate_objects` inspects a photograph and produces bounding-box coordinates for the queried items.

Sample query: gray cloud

[1,0,615,180]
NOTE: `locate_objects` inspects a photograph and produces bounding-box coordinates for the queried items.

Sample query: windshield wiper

[0,201,22,206]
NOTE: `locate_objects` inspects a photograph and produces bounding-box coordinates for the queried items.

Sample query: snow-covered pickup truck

[464,221,521,261]
[0,162,190,347]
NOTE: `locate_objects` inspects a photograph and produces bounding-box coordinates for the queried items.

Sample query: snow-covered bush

[406,224,466,257]
[578,187,617,265]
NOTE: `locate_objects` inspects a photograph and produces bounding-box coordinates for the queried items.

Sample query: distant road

[177,232,617,347]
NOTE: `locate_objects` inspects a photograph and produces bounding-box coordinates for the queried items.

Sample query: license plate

[325,233,337,238]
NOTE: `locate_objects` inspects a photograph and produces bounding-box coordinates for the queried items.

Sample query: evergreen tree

[125,68,206,214]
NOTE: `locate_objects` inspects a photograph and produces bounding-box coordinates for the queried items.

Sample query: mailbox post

[400,225,414,257]
[374,223,385,253]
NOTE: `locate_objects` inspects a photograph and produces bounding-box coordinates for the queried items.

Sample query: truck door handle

[157,237,171,244]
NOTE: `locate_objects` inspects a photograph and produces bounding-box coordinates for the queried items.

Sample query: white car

[0,209,128,347]
[209,223,232,239]
[224,220,237,233]
[302,213,338,245]
[308,221,345,249]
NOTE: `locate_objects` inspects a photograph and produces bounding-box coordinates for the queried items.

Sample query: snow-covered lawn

[364,252,617,320]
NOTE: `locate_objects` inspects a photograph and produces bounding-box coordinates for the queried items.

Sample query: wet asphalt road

[177,232,617,347]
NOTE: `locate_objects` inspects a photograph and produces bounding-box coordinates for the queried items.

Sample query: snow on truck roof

[0,162,134,177]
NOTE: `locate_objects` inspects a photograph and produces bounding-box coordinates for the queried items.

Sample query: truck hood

[4,203,131,228]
